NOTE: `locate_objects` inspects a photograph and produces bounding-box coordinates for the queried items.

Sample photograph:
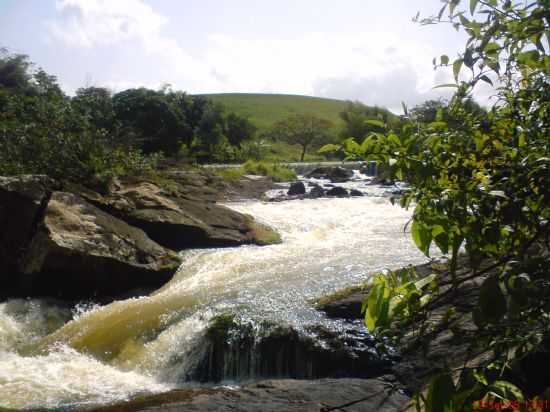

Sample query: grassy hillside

[198,93,398,162]
[199,93,348,131]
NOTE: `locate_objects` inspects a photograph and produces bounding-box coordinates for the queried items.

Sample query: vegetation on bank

[0,48,406,184]
[324,0,549,409]
[213,160,297,183]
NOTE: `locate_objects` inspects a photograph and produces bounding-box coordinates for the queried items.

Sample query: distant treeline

[0,49,261,186]
[0,47,485,186]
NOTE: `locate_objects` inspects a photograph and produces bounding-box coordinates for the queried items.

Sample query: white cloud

[46,0,479,111]
[48,0,166,48]
[202,31,451,111]
[47,0,212,88]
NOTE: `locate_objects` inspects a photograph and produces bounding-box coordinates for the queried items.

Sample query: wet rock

[185,315,392,383]
[17,191,181,300]
[350,189,364,197]
[326,186,349,197]
[317,291,367,319]
[307,166,353,183]
[85,377,409,412]
[73,178,281,250]
[287,181,306,196]
[308,185,325,199]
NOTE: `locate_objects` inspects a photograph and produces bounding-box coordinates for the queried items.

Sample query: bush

[214,161,297,183]
[243,160,297,182]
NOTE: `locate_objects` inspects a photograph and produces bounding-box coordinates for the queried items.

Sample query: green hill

[199,93,348,131]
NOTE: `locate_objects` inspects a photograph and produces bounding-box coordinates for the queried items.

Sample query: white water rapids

[0,187,430,410]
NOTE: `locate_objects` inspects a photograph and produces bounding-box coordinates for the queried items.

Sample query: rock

[17,191,181,300]
[185,315,392,383]
[307,166,354,183]
[350,189,364,197]
[308,185,325,199]
[317,291,366,319]
[326,186,349,197]
[0,175,60,297]
[85,377,409,412]
[72,178,281,250]
[287,181,306,196]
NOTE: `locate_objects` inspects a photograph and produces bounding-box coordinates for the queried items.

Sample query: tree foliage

[324,0,549,409]
[271,114,333,161]
[0,48,262,187]
[339,101,399,140]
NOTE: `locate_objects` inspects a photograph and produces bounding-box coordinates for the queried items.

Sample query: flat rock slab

[86,378,409,412]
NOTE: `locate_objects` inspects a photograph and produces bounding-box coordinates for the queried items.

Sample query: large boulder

[73,178,281,250]
[307,166,353,183]
[16,191,181,300]
[0,175,60,295]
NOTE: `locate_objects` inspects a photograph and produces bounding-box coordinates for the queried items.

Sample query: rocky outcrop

[1,174,280,301]
[73,178,280,250]
[15,191,181,300]
[307,166,354,183]
[85,377,408,412]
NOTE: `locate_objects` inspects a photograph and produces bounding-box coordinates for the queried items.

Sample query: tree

[271,114,333,161]
[112,88,187,154]
[339,101,398,140]
[225,112,256,147]
[0,49,33,92]
[326,0,549,408]
[72,87,116,133]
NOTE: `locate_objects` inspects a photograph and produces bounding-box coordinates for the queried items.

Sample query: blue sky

[0,0,491,112]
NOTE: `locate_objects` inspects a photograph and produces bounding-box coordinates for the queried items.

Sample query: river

[0,184,429,410]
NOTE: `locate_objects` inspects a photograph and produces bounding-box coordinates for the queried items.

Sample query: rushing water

[0,185,430,410]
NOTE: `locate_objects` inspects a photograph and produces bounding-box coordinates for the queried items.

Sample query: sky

[0,0,492,113]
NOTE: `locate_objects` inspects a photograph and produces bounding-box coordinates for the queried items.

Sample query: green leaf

[464,48,475,68]
[318,143,340,154]
[441,55,449,65]
[388,133,401,146]
[469,0,478,15]
[453,59,463,81]
[426,374,455,412]
[478,75,493,86]
[343,138,361,153]
[412,220,432,257]
[431,225,446,238]
[438,4,447,20]
[449,0,460,16]
[364,119,385,128]
[490,381,524,401]
[413,273,437,290]
[479,276,507,323]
